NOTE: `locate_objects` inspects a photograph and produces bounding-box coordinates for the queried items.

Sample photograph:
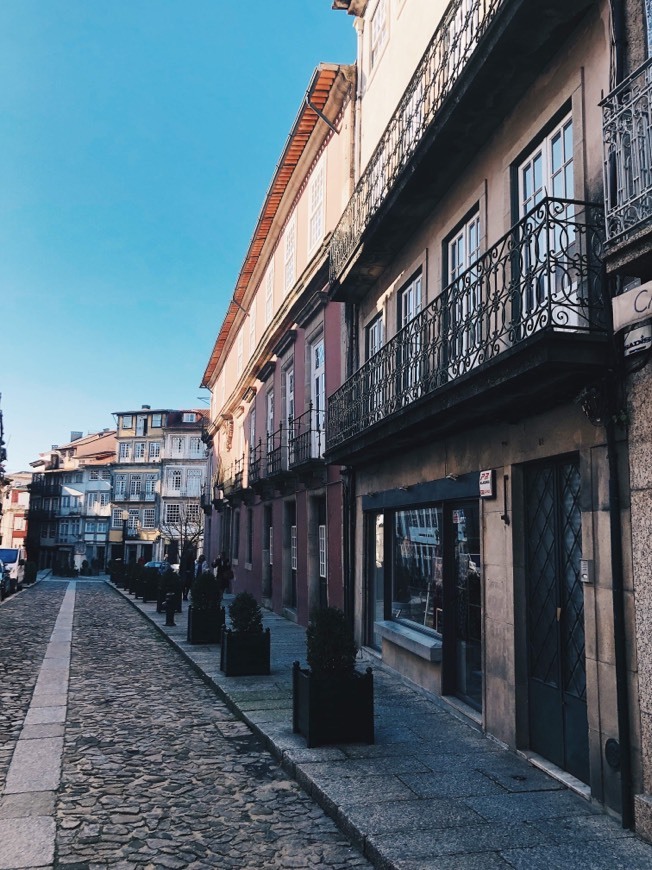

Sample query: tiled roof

[201,63,347,389]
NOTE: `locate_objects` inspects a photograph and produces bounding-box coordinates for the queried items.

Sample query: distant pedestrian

[217,558,233,595]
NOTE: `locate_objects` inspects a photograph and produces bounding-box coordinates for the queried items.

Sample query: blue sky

[0,1,355,472]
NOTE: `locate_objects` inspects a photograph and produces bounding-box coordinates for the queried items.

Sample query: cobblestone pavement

[0,581,67,792]
[56,582,371,869]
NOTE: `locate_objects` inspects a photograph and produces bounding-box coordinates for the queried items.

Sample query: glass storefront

[366,499,482,711]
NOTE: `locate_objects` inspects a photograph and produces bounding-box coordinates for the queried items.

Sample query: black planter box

[292,662,374,748]
[220,627,271,676]
[187,606,225,644]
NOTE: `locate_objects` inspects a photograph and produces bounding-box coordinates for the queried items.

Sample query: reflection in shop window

[392,506,443,631]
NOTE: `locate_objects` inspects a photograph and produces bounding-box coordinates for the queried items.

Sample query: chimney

[141,404,151,410]
[70,431,83,442]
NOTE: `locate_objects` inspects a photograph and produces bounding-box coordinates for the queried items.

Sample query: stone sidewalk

[112,579,652,870]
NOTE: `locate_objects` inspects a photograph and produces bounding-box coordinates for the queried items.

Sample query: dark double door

[524,457,589,784]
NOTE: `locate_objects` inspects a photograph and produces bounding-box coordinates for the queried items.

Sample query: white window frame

[134,442,146,460]
[171,436,184,456]
[165,503,181,524]
[118,442,131,461]
[169,469,183,492]
[112,508,123,528]
[308,156,326,253]
[115,474,126,496]
[122,414,133,429]
[370,0,388,69]
[182,412,195,423]
[149,441,161,459]
[89,469,99,480]
[291,524,297,571]
[189,436,202,456]
[265,261,274,325]
[152,413,163,427]
[284,214,296,294]
[448,211,482,365]
[318,524,327,579]
[129,475,142,497]
[143,508,156,528]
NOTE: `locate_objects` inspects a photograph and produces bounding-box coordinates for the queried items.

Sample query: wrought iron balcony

[602,58,652,244]
[288,405,326,470]
[329,0,503,282]
[29,475,62,497]
[266,424,290,479]
[222,457,246,498]
[248,441,265,487]
[327,198,607,453]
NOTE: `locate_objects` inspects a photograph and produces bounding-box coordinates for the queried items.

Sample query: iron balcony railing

[288,405,326,469]
[327,198,606,449]
[249,441,264,486]
[266,424,289,478]
[602,57,652,243]
[329,0,504,281]
[221,457,244,496]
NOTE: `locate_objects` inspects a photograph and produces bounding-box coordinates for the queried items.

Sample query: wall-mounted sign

[479,469,495,499]
[612,278,652,333]
[624,323,652,356]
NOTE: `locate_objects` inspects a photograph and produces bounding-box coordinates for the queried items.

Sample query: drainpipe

[605,409,634,829]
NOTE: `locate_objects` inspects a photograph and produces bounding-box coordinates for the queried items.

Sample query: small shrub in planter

[220,591,270,676]
[187,570,225,644]
[293,606,374,748]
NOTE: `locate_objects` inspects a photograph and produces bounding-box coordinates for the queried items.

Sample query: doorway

[524,457,589,783]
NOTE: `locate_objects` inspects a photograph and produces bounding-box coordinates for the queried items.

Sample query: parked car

[0,548,25,593]
[0,560,10,600]
[144,560,179,575]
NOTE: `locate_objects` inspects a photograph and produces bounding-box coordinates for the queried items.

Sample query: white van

[0,547,26,593]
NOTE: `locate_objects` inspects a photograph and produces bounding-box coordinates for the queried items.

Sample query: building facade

[202,63,355,623]
[601,0,652,837]
[327,0,641,827]
[109,407,207,566]
[27,430,116,571]
[0,472,31,550]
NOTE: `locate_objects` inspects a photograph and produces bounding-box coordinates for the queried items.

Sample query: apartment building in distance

[109,407,207,565]
[0,472,31,549]
[201,63,355,622]
[27,430,116,571]
[327,0,641,829]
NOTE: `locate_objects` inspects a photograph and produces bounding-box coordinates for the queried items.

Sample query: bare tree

[160,502,204,569]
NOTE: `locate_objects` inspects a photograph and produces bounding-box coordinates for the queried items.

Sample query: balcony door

[310,338,325,458]
[518,116,578,329]
[447,212,481,377]
[398,272,422,397]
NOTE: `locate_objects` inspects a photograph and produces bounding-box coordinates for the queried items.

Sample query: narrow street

[0,580,370,869]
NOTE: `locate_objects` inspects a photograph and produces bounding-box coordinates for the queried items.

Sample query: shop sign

[612,279,652,333]
[479,469,495,499]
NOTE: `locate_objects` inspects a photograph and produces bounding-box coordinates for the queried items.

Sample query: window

[291,525,297,571]
[285,366,294,429]
[74,472,83,483]
[249,294,257,353]
[265,262,274,325]
[237,331,244,375]
[123,415,133,429]
[59,521,69,538]
[189,436,202,456]
[370,0,388,68]
[143,508,156,528]
[169,470,182,492]
[115,474,126,496]
[392,506,443,629]
[266,389,275,449]
[99,493,110,507]
[86,492,98,509]
[119,443,131,461]
[165,504,180,524]
[134,442,146,460]
[152,413,163,428]
[447,211,482,367]
[97,521,107,533]
[145,474,157,495]
[518,115,575,320]
[246,508,253,565]
[171,436,184,455]
[85,521,96,533]
[182,412,195,423]
[187,469,203,496]
[311,338,326,457]
[61,495,70,509]
[136,415,147,436]
[127,510,138,533]
[308,157,325,252]
[130,475,142,497]
[101,469,111,480]
[284,214,296,294]
[366,314,384,359]
[187,503,201,523]
[269,524,274,565]
[319,524,327,578]
[149,441,161,459]
[89,469,99,480]
[398,271,423,393]
[232,508,240,561]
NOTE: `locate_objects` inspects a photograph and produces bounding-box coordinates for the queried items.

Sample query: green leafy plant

[229,591,263,633]
[191,569,221,611]
[306,607,357,677]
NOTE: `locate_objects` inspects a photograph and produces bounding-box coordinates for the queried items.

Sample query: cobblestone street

[0,580,370,869]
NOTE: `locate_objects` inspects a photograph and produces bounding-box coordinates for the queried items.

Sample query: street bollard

[164,592,176,626]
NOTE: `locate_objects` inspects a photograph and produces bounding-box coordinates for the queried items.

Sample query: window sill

[375,621,442,663]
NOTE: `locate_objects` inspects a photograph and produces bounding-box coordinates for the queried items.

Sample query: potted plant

[292,606,374,748]
[187,570,225,644]
[220,591,270,676]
